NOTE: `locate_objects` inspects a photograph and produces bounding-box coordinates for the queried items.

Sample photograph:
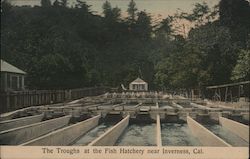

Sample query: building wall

[0,73,5,91]
[0,72,25,92]
[129,83,148,91]
[0,72,7,92]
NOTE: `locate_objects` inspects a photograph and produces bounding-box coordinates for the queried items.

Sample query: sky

[9,0,220,19]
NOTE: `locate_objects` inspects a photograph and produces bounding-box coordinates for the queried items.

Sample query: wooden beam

[207,81,250,89]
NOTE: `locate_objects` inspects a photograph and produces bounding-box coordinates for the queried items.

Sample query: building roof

[130,77,147,84]
[0,59,26,74]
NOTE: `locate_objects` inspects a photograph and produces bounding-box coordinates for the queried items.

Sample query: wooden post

[238,85,241,102]
[38,92,41,105]
[14,93,18,110]
[34,91,37,105]
[4,73,7,92]
[6,92,10,112]
[230,90,233,102]
[218,88,221,101]
[225,87,228,102]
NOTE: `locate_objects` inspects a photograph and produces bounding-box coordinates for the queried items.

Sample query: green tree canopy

[127,0,138,24]
[231,50,250,81]
[41,0,51,7]
[1,0,249,90]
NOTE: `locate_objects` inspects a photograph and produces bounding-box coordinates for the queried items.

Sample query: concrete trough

[102,112,124,122]
[124,103,142,111]
[0,113,44,131]
[195,114,211,123]
[96,105,114,110]
[172,102,183,109]
[241,112,249,123]
[209,112,221,122]
[164,113,180,123]
[219,116,249,142]
[132,113,155,123]
[228,114,244,123]
[140,106,151,112]
[172,99,190,105]
[161,106,174,109]
[48,103,82,110]
[156,114,162,146]
[0,107,39,121]
[88,115,130,146]
[22,115,101,146]
[111,103,126,109]
[0,103,65,121]
[190,103,212,110]
[187,116,231,147]
[0,115,71,145]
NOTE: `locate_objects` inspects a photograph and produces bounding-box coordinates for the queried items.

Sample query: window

[133,84,136,90]
[141,84,145,90]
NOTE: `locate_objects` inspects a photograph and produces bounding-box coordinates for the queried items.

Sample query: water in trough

[115,123,156,146]
[161,123,201,146]
[73,123,115,146]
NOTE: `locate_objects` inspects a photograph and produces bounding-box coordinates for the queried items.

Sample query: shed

[0,59,26,92]
[129,77,148,91]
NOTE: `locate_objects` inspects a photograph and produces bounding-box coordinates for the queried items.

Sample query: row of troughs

[0,102,249,146]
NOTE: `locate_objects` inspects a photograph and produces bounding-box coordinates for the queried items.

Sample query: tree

[60,0,68,7]
[53,0,60,7]
[134,11,152,40]
[154,44,201,89]
[219,0,250,27]
[187,23,236,85]
[1,0,12,13]
[111,6,121,21]
[1,0,12,26]
[102,1,112,17]
[156,16,174,36]
[41,0,51,7]
[219,0,250,48]
[2,0,248,91]
[102,1,121,22]
[127,0,137,24]
[75,0,91,12]
[231,50,250,81]
[179,2,218,27]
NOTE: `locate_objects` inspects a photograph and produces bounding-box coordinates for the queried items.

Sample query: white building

[0,59,26,92]
[129,77,148,91]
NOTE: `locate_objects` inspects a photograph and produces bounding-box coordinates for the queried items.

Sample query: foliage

[231,50,250,81]
[102,1,121,21]
[1,0,249,90]
[127,0,138,24]
[41,0,51,7]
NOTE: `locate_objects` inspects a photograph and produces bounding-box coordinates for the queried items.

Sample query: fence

[0,87,110,114]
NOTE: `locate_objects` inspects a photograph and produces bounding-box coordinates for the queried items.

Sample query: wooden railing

[0,87,110,113]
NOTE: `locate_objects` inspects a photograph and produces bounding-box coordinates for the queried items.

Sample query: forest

[1,0,250,91]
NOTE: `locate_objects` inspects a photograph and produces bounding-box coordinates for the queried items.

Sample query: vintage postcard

[0,0,249,159]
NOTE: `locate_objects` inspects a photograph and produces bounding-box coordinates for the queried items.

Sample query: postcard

[0,0,249,159]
